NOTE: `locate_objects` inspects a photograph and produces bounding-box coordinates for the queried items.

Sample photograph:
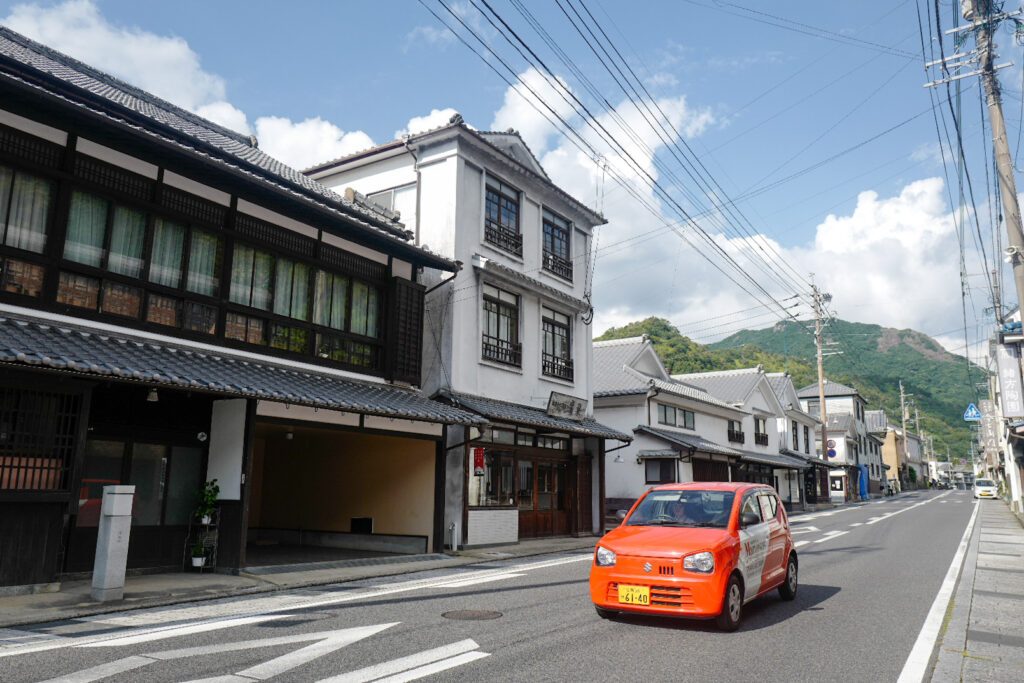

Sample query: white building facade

[307,120,629,545]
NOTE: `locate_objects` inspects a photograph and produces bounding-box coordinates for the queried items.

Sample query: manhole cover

[442,610,502,621]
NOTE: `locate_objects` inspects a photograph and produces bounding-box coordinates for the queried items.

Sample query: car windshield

[976,479,995,487]
[625,490,736,528]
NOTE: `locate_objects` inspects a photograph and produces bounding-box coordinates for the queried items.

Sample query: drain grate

[442,610,502,621]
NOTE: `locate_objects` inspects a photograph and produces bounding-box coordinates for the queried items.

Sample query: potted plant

[195,479,219,525]
[190,541,206,568]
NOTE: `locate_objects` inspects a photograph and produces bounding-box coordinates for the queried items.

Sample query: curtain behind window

[186,230,220,296]
[149,219,185,288]
[351,281,379,338]
[5,173,53,254]
[108,206,146,278]
[0,167,12,233]
[64,191,107,267]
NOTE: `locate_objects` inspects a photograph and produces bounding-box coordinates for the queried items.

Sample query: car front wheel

[779,555,798,601]
[716,575,743,631]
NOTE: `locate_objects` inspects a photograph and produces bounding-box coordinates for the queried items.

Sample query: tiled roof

[635,425,741,458]
[765,372,790,403]
[0,27,457,271]
[736,449,809,470]
[672,367,762,405]
[593,336,651,395]
[865,409,889,433]
[796,378,860,398]
[473,255,588,312]
[825,413,854,434]
[780,448,827,467]
[0,312,484,425]
[440,391,632,441]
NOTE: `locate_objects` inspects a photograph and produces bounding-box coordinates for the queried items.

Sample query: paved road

[1,490,975,682]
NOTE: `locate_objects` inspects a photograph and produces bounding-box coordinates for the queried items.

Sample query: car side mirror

[741,512,760,528]
[615,509,627,522]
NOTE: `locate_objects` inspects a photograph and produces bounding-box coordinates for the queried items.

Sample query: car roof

[648,482,771,493]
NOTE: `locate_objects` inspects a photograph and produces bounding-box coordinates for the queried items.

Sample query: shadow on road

[602,583,841,633]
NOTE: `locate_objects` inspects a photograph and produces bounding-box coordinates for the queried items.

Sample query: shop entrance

[517,457,570,538]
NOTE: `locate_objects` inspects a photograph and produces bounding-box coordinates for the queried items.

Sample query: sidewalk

[930,499,1024,682]
[0,536,597,629]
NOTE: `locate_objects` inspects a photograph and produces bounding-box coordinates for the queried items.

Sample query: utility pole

[812,284,831,469]
[900,380,910,487]
[961,0,1024,308]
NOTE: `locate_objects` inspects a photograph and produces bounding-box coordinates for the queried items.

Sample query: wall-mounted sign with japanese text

[996,344,1024,418]
[546,391,587,422]
[472,447,486,476]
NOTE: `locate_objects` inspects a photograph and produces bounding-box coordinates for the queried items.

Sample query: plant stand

[183,508,219,573]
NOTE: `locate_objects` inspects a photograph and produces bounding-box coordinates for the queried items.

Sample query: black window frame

[484,175,522,256]
[728,419,745,444]
[481,283,521,366]
[754,417,769,446]
[541,306,573,380]
[541,208,572,280]
[0,136,396,377]
[644,458,676,485]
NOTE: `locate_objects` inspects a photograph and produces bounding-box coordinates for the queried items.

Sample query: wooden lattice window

[0,386,82,491]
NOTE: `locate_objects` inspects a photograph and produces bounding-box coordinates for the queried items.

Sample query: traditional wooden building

[0,27,484,592]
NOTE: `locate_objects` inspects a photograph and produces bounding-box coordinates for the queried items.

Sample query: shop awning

[635,425,741,458]
[738,450,809,470]
[0,310,485,425]
[782,449,832,468]
[439,390,632,441]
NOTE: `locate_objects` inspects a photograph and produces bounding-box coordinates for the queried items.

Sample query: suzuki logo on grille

[643,562,653,573]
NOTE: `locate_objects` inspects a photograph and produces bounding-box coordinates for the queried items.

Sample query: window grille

[73,155,153,201]
[161,186,227,227]
[0,124,63,169]
[0,386,81,491]
[236,213,316,259]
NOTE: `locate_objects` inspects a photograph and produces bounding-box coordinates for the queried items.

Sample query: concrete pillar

[91,485,135,602]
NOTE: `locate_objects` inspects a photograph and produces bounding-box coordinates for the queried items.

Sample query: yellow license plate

[618,584,650,605]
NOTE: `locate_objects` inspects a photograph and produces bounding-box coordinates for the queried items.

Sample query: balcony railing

[482,334,522,367]
[542,352,574,381]
[727,429,745,444]
[754,433,769,446]
[542,250,573,280]
[484,223,523,256]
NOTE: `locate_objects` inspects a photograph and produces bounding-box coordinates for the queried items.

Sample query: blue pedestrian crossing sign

[963,403,982,421]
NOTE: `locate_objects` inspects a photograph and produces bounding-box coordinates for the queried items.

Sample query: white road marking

[80,613,295,648]
[430,573,525,588]
[849,523,863,527]
[42,624,396,683]
[897,501,979,683]
[789,525,820,536]
[321,638,481,682]
[0,554,590,660]
[814,530,849,544]
[374,651,490,683]
[794,540,810,548]
[866,492,950,525]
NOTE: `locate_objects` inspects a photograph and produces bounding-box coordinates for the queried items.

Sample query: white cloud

[254,117,374,171]
[2,0,376,169]
[645,72,679,89]
[4,0,228,113]
[404,25,456,51]
[395,108,459,139]
[491,67,579,156]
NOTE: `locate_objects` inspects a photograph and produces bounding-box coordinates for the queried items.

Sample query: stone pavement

[0,536,597,630]
[931,499,1024,682]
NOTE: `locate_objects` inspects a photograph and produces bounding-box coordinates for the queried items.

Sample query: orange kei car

[589,482,797,631]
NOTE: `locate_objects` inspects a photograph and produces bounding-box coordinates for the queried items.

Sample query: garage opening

[246,421,437,569]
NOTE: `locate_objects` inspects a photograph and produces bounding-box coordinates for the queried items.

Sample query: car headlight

[683,551,714,573]
[595,546,616,567]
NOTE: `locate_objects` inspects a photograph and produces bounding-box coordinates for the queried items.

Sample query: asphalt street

[0,489,976,683]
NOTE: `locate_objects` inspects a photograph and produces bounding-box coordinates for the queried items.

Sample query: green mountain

[596,317,980,459]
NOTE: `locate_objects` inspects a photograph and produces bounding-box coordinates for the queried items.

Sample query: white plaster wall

[467,509,518,545]
[740,384,780,453]
[207,399,247,500]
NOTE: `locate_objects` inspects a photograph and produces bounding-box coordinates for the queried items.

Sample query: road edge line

[896,500,979,683]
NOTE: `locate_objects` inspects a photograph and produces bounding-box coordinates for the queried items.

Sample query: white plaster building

[306,118,629,545]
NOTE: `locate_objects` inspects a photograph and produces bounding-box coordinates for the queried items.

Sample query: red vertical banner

[472,447,485,476]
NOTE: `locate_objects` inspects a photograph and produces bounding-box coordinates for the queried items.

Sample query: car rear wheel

[716,575,743,631]
[779,555,798,601]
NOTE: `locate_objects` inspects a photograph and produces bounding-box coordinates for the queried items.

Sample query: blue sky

[1,0,1015,360]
